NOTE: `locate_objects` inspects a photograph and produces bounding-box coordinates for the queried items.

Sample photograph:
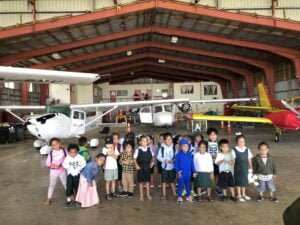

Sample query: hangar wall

[0,0,300,28]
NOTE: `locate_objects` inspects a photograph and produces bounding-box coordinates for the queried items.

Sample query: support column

[294,57,300,87]
[265,66,276,100]
[245,74,254,97]
[40,84,49,105]
[21,82,30,105]
[231,78,239,98]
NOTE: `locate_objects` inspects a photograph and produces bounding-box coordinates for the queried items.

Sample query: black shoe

[221,196,228,202]
[75,202,81,207]
[269,197,279,203]
[106,194,112,201]
[127,192,133,198]
[64,201,72,208]
[120,191,129,198]
[229,196,237,202]
[256,195,264,202]
[111,192,120,198]
[207,196,214,202]
[197,196,203,202]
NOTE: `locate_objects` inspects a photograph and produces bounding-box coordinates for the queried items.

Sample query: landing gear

[274,128,282,142]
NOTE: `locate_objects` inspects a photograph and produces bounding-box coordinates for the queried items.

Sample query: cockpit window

[293,97,300,107]
[45,105,71,117]
[164,105,172,112]
[154,106,163,113]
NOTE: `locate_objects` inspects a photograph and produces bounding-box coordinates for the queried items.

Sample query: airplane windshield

[293,97,300,107]
[154,106,163,113]
[45,105,71,117]
[164,105,172,112]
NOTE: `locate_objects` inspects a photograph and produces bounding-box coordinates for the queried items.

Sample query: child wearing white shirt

[193,141,214,202]
[63,144,86,207]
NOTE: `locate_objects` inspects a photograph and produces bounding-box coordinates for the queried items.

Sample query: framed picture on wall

[204,85,218,95]
[180,85,194,94]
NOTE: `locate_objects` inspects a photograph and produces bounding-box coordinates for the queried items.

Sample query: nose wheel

[274,128,282,142]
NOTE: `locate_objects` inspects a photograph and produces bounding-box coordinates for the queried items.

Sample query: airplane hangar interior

[0,1,299,225]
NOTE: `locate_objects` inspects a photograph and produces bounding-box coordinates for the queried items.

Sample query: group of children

[44,127,279,208]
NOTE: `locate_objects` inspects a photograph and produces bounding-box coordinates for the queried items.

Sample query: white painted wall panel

[284,9,300,20]
[95,0,115,9]
[0,0,29,12]
[278,0,300,7]
[220,0,272,9]
[36,0,91,11]
[49,84,71,104]
[197,0,217,7]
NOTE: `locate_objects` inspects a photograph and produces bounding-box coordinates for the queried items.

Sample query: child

[78,137,91,163]
[102,136,120,200]
[252,141,278,203]
[215,139,236,202]
[175,138,196,204]
[76,153,106,208]
[112,133,123,193]
[207,127,222,196]
[194,140,214,202]
[134,135,154,201]
[157,132,177,200]
[63,144,86,207]
[147,134,157,188]
[156,133,165,188]
[190,132,204,197]
[44,138,67,206]
[119,142,135,198]
[232,135,253,202]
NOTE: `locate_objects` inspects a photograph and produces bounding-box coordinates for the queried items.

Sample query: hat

[179,138,189,146]
[105,137,113,144]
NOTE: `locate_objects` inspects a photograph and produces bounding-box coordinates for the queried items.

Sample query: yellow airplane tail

[257,82,272,108]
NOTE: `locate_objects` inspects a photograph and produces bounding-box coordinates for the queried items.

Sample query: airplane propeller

[281,100,300,118]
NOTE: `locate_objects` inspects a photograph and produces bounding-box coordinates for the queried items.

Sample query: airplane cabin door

[71,110,86,135]
[139,106,153,124]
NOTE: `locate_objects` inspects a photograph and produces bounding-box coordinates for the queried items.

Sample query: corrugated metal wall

[1,0,300,27]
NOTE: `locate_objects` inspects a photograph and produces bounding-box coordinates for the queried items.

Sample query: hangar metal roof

[0,0,300,98]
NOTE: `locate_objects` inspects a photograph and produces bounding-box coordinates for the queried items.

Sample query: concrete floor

[0,122,299,225]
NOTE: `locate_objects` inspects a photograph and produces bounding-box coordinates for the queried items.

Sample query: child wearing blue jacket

[175,138,196,204]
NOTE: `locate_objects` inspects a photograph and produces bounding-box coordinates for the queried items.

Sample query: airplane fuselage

[266,110,300,130]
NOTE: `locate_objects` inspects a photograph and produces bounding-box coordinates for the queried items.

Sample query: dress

[233,148,249,187]
[136,147,152,182]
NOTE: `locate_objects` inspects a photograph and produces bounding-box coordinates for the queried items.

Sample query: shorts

[104,169,118,181]
[217,171,235,189]
[157,161,163,174]
[195,172,212,189]
[150,166,154,174]
[213,163,219,175]
[256,179,276,193]
[161,169,176,183]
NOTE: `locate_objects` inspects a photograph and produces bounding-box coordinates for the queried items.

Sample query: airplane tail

[257,82,272,108]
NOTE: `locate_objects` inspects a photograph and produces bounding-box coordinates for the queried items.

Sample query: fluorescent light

[127,51,132,56]
[130,72,134,75]
[171,36,178,43]
[51,52,62,59]
[158,59,165,63]
[156,89,161,93]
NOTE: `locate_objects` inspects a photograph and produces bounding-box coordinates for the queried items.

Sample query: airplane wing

[0,66,99,84]
[190,114,273,124]
[231,104,282,112]
[70,99,190,109]
[0,106,45,110]
[190,98,257,104]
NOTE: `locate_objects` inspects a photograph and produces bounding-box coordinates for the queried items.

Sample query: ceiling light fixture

[170,36,178,43]
[158,59,165,63]
[127,51,132,56]
[51,52,62,59]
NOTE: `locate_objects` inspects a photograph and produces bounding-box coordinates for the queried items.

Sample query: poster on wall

[110,90,116,102]
[180,85,194,94]
[204,85,218,95]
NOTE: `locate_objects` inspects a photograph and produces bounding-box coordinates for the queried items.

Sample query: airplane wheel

[274,132,281,142]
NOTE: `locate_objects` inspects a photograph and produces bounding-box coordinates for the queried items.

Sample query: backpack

[50,148,67,163]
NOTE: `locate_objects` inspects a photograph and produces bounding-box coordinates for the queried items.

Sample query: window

[29,83,33,92]
[141,107,151,113]
[154,106,163,113]
[4,82,15,89]
[204,85,218,95]
[164,105,172,112]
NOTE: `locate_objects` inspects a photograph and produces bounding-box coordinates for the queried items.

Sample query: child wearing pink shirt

[44,138,67,206]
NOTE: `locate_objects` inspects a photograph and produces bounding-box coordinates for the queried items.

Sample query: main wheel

[274,132,281,142]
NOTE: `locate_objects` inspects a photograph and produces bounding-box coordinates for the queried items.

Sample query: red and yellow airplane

[187,82,300,142]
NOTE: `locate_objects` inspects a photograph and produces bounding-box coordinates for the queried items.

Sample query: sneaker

[64,201,72,208]
[75,201,81,207]
[242,195,251,201]
[229,196,237,202]
[157,184,162,188]
[214,187,224,196]
[221,196,228,202]
[207,196,214,202]
[177,197,183,204]
[119,191,129,198]
[197,196,203,202]
[186,196,194,203]
[111,193,120,198]
[182,189,187,196]
[106,194,112,201]
[150,184,155,188]
[191,191,198,197]
[237,196,246,203]
[269,197,279,203]
[256,195,264,202]
[127,192,133,198]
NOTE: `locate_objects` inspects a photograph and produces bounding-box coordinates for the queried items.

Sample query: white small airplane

[0,66,257,155]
